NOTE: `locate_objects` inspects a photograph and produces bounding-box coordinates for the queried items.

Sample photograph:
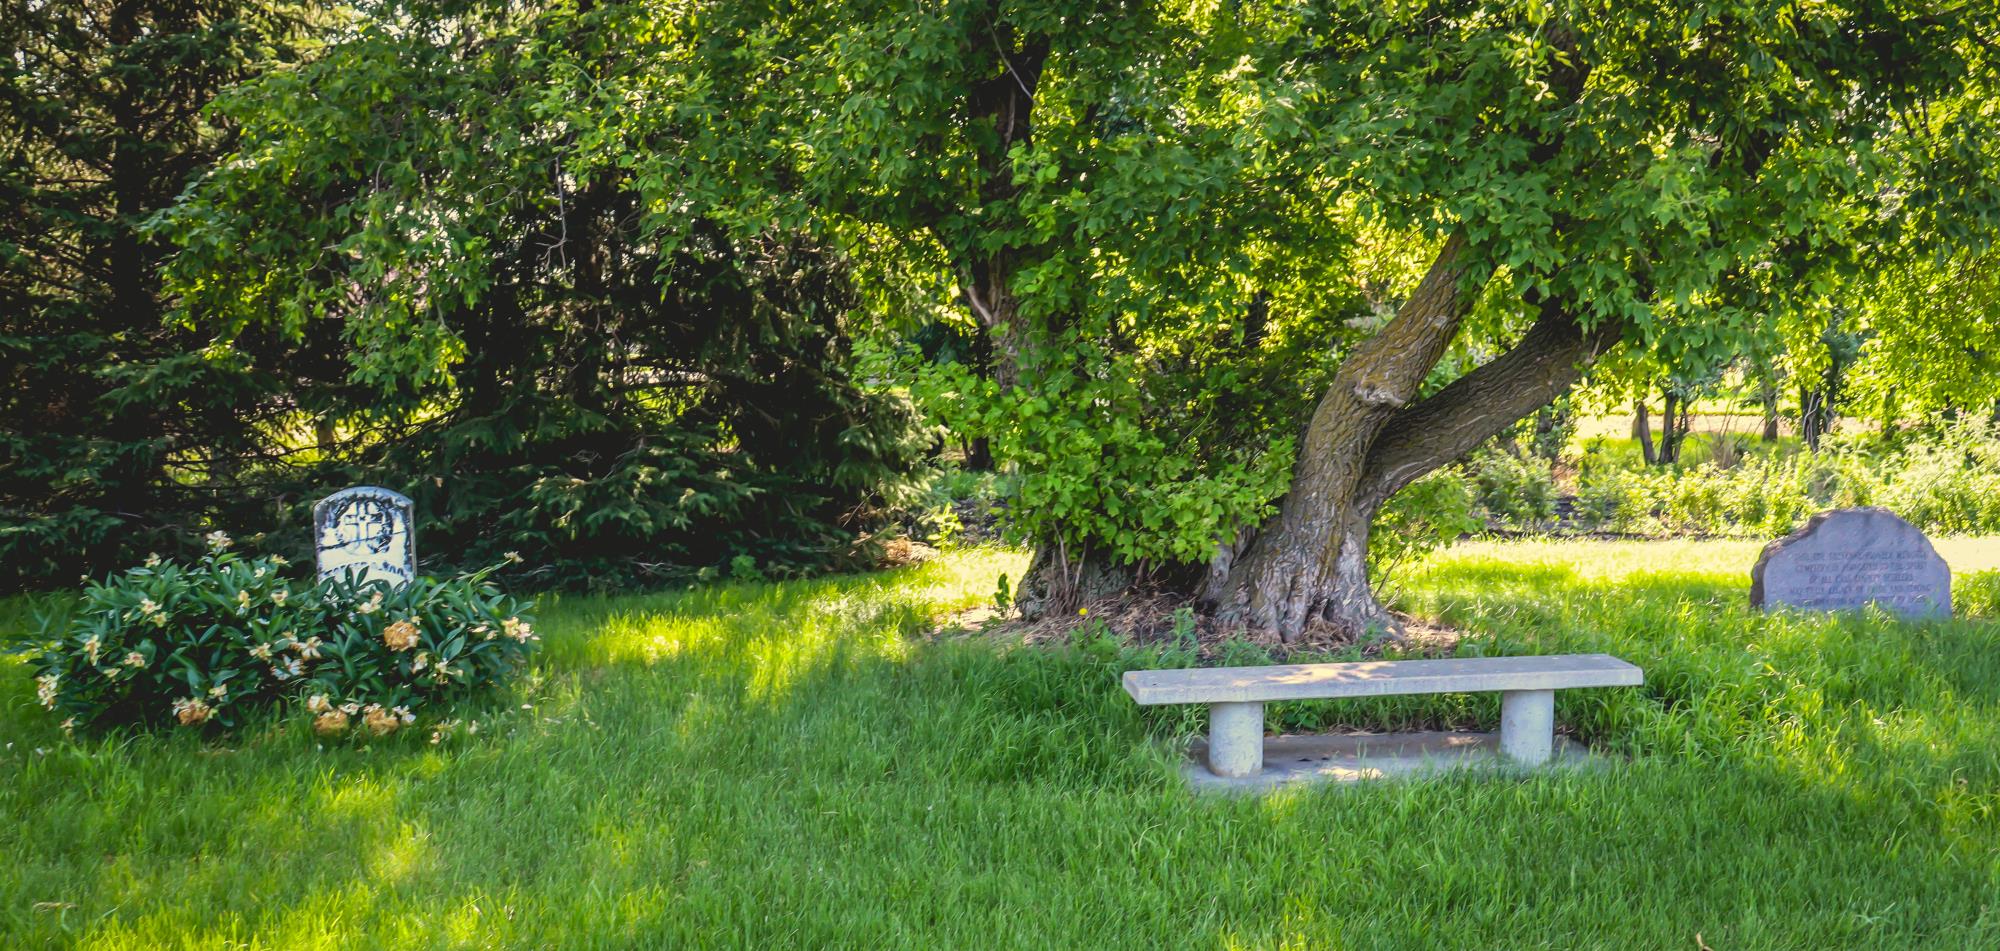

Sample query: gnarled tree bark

[1204,290,1624,642]
[1201,234,1485,636]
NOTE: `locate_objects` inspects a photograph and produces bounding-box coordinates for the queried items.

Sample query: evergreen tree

[0,0,298,587]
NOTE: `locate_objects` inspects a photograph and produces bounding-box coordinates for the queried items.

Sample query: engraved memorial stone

[313,486,416,588]
[1750,507,1950,619]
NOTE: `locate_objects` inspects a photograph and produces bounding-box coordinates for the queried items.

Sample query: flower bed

[28,533,535,736]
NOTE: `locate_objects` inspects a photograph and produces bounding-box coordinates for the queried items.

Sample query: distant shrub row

[1441,420,2000,540]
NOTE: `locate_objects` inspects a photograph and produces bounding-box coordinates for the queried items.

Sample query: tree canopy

[8,0,1999,629]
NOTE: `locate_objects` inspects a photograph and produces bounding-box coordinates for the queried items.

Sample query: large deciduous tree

[159,1,929,588]
[650,0,1999,640]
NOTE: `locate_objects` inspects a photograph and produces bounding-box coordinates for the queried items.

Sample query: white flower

[236,590,251,612]
[144,553,162,568]
[293,636,323,660]
[208,685,228,700]
[502,617,534,642]
[269,554,288,567]
[412,652,429,672]
[60,717,77,734]
[82,634,102,665]
[205,530,232,551]
[250,643,274,661]
[272,656,304,681]
[139,598,160,615]
[503,551,524,564]
[339,701,361,716]
[35,673,60,709]
[356,601,378,616]
[253,566,267,579]
[149,612,169,628]
[393,706,414,724]
[306,693,332,714]
[124,651,146,668]
[270,589,288,606]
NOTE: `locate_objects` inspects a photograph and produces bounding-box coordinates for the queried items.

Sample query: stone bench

[1122,654,1643,778]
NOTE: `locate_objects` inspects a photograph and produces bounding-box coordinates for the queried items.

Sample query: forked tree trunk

[1203,283,1623,643]
[1199,235,1483,636]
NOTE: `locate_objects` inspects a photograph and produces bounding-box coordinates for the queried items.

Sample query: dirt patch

[932,593,1464,662]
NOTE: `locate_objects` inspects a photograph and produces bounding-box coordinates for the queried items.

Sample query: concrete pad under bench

[1122,653,1643,786]
[1182,730,1604,794]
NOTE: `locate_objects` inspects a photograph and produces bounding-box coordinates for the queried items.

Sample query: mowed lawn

[4,541,1999,948]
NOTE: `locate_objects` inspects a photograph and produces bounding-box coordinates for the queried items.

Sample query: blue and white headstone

[313,486,415,588]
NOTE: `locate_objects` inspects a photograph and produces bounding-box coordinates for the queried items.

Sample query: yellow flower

[208,685,228,700]
[382,619,420,652]
[503,551,524,564]
[123,652,145,668]
[139,598,160,615]
[82,634,101,665]
[269,554,288,567]
[149,612,169,628]
[143,553,162,568]
[313,709,350,736]
[362,705,400,736]
[173,697,212,726]
[271,589,288,606]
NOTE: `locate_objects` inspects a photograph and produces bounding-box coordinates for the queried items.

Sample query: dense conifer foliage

[0,0,300,586]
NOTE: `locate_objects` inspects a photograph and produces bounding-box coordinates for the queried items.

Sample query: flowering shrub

[28,533,535,736]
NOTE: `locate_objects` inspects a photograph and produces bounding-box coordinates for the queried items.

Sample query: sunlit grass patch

[2,540,1998,947]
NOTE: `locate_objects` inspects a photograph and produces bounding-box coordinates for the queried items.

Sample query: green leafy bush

[27,535,534,736]
[1371,469,1482,593]
[1468,450,1559,525]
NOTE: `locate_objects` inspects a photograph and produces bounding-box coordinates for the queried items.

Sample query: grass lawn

[4,540,1999,948]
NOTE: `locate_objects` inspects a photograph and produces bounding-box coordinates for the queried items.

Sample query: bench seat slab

[1124,653,1642,706]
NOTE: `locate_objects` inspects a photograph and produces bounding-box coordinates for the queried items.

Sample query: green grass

[4,541,1999,948]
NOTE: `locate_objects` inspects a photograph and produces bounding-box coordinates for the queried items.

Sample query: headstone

[313,486,416,588]
[1750,507,1950,619]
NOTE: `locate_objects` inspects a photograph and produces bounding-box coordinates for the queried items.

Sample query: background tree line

[6,0,1999,645]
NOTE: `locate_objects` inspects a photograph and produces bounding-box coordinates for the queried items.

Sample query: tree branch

[1357,295,1625,508]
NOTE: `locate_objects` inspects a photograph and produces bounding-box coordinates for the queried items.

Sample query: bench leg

[1207,701,1265,778]
[1499,689,1555,766]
